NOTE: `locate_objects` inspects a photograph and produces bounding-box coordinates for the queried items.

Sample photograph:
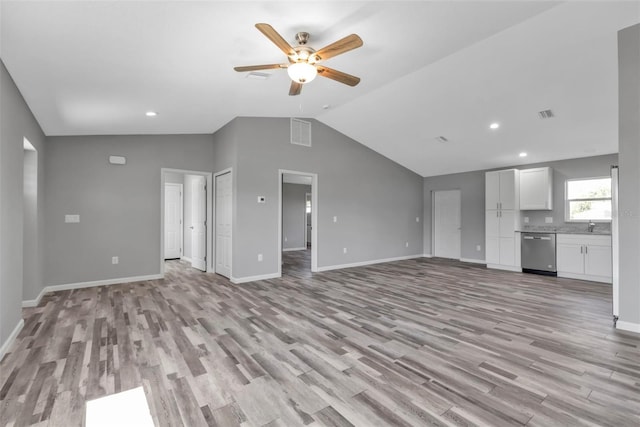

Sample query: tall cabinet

[485,169,521,271]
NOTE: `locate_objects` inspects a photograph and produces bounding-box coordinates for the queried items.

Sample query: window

[565,177,612,222]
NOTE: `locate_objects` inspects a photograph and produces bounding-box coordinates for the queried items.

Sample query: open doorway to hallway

[279,170,318,278]
[161,169,212,275]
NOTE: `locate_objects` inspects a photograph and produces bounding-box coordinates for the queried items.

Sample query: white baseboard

[231,272,281,284]
[422,253,433,258]
[460,258,486,264]
[557,271,612,284]
[317,254,423,272]
[283,247,306,252]
[22,288,47,308]
[616,320,640,334]
[21,274,164,308]
[0,319,24,361]
[487,264,522,272]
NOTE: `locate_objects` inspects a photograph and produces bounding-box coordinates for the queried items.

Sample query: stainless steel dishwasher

[521,232,557,275]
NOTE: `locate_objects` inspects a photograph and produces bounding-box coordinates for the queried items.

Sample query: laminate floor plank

[1,250,639,426]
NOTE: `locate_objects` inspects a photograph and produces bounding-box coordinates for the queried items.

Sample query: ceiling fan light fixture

[287,62,317,84]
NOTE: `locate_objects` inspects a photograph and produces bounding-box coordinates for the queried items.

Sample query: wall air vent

[435,136,448,143]
[538,109,555,119]
[291,118,312,147]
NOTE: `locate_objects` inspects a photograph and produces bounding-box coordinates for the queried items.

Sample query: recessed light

[489,122,500,130]
[145,111,158,117]
[322,104,331,110]
[519,152,528,157]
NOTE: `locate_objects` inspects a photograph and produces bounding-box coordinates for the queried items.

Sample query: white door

[164,183,183,259]
[215,172,232,278]
[190,176,207,271]
[433,190,461,259]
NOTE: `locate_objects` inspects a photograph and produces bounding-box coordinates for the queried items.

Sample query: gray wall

[423,154,617,261]
[220,117,423,279]
[618,24,640,327]
[0,60,46,346]
[423,170,486,260]
[282,183,311,250]
[44,134,213,286]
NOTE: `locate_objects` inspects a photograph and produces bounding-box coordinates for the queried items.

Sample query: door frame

[160,168,213,275]
[278,169,318,274]
[214,168,233,278]
[305,192,311,248]
[431,189,462,260]
[163,182,183,260]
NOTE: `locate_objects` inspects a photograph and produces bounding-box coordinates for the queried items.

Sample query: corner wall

[224,117,423,280]
[0,60,46,349]
[617,23,640,330]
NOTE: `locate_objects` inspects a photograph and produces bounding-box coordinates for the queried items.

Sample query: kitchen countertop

[518,225,612,235]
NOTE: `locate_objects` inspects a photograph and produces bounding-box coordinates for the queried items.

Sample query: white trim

[278,170,318,275]
[0,319,24,361]
[316,254,423,272]
[616,321,640,334]
[214,168,233,278]
[231,273,281,284]
[557,271,611,284]
[422,253,433,258]
[283,247,306,252]
[487,264,522,272]
[43,274,163,294]
[460,258,486,264]
[22,288,47,308]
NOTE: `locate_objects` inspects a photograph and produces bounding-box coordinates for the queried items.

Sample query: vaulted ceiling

[1,1,638,177]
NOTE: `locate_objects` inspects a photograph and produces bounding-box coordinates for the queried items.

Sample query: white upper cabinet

[486,169,519,210]
[519,167,553,210]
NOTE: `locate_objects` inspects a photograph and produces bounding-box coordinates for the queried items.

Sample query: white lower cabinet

[556,234,612,283]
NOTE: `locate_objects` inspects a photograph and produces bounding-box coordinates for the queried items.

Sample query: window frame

[564,176,612,223]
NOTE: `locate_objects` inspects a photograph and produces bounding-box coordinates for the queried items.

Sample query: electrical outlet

[405,241,409,248]
[284,236,288,242]
[258,254,263,262]
[333,216,338,223]
[416,217,420,223]
[545,216,553,224]
[343,247,347,254]
[65,214,80,223]
[112,256,119,265]
[524,217,529,223]
[476,245,481,251]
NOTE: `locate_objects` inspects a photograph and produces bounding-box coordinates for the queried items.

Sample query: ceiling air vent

[291,118,312,147]
[538,109,555,119]
[435,136,448,143]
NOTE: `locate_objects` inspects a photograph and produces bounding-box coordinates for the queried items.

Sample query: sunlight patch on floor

[85,386,154,427]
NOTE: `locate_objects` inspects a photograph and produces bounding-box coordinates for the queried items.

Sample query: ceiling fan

[234,23,363,96]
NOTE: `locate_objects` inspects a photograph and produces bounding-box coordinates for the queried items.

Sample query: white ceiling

[1,1,638,177]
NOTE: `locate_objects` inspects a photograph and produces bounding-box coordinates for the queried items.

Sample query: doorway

[23,138,38,301]
[278,170,318,276]
[160,169,212,275]
[433,189,461,259]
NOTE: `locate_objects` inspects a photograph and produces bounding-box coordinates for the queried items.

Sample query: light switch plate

[524,217,529,223]
[545,216,553,223]
[65,214,80,223]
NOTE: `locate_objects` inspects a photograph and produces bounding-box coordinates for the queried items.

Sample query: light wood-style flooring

[1,250,639,426]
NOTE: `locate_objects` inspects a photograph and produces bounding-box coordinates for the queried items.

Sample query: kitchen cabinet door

[585,245,612,278]
[485,171,500,210]
[499,170,518,210]
[485,211,500,238]
[557,242,584,275]
[499,210,518,238]
[520,167,552,210]
[499,237,516,266]
[486,236,500,265]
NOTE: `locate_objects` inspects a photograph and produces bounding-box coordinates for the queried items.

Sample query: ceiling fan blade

[289,81,303,96]
[255,23,296,57]
[234,64,286,72]
[313,34,363,62]
[316,66,361,87]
